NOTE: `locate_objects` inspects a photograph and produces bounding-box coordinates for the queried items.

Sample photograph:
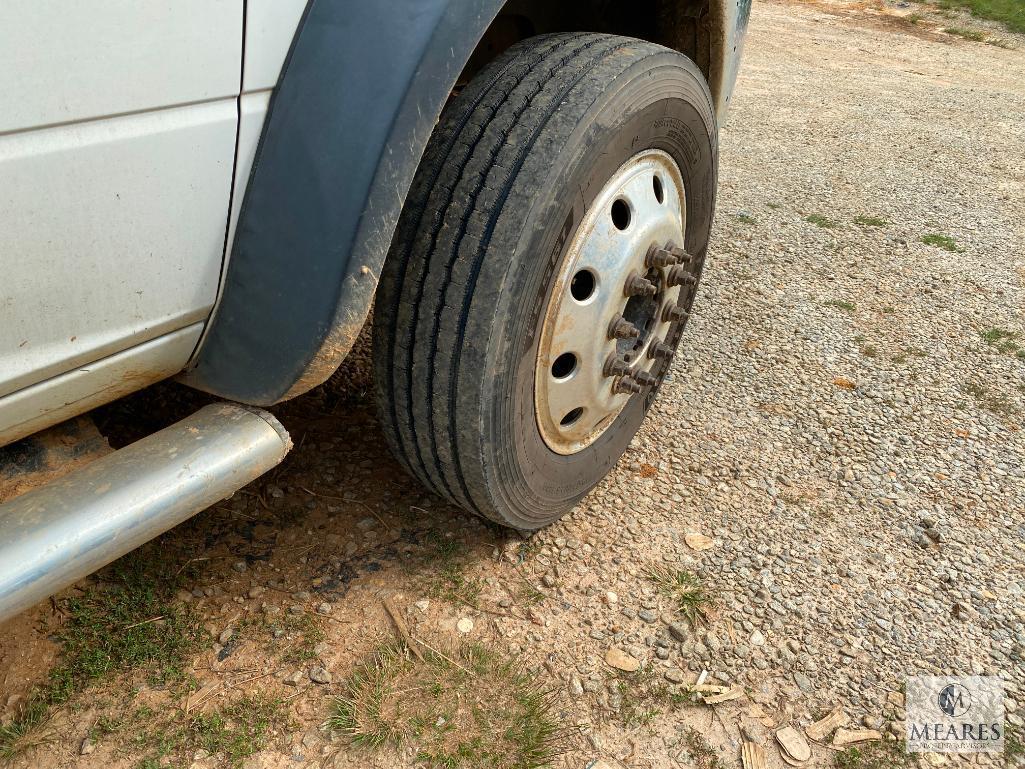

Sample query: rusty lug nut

[645,245,679,268]
[608,315,640,340]
[613,375,643,394]
[648,341,674,361]
[624,272,657,297]
[603,353,631,378]
[634,370,657,387]
[669,246,694,263]
[662,304,689,323]
[666,266,697,288]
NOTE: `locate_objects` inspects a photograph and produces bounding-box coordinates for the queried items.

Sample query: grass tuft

[920,233,962,252]
[937,0,1025,32]
[421,535,486,610]
[944,25,987,39]
[0,548,205,761]
[1007,724,1024,761]
[826,299,857,313]
[834,739,916,768]
[645,566,713,626]
[330,642,566,769]
[681,728,726,769]
[980,327,1023,357]
[805,214,839,229]
[964,382,1018,418]
[134,695,286,769]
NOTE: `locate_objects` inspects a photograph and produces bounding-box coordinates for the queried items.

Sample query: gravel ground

[2,2,1023,768]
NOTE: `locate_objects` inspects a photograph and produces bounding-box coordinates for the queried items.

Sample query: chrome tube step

[0,403,291,624]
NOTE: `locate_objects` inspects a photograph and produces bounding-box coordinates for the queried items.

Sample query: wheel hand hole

[653,175,664,204]
[551,352,577,379]
[611,199,631,230]
[560,407,584,426]
[570,269,596,301]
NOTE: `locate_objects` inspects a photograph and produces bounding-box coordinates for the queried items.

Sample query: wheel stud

[645,245,678,268]
[666,266,697,288]
[603,353,631,377]
[608,315,640,340]
[648,341,674,360]
[662,304,689,323]
[669,246,694,263]
[634,370,657,387]
[613,375,642,394]
[624,272,657,297]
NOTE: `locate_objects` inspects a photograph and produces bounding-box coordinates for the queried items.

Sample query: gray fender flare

[184,0,505,405]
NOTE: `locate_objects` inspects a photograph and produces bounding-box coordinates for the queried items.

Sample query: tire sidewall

[484,55,718,528]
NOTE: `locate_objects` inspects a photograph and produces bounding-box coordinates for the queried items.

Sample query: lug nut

[648,341,674,361]
[662,304,689,323]
[634,370,657,387]
[669,246,694,263]
[646,246,679,268]
[666,266,697,288]
[603,353,631,377]
[624,272,657,297]
[613,375,642,394]
[608,315,640,340]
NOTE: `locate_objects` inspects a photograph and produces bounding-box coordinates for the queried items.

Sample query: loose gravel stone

[309,667,332,684]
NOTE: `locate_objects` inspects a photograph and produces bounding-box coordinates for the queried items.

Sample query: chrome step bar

[0,403,291,624]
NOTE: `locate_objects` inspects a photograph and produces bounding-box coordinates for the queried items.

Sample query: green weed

[826,299,857,313]
[645,566,713,626]
[854,215,889,227]
[806,214,839,229]
[936,0,1024,32]
[0,549,205,760]
[330,643,565,769]
[920,233,962,252]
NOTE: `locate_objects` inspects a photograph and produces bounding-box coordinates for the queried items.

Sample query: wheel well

[459,0,722,103]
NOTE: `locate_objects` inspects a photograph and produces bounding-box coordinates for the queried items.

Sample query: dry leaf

[703,685,745,704]
[776,725,812,762]
[741,741,767,769]
[832,730,881,750]
[832,728,881,747]
[685,532,715,551]
[805,706,846,742]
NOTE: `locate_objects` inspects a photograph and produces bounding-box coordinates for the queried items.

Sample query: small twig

[353,500,391,530]
[303,608,346,625]
[383,597,424,661]
[215,505,256,520]
[229,669,279,689]
[411,637,473,676]
[124,615,164,630]
[299,487,393,530]
[175,556,213,577]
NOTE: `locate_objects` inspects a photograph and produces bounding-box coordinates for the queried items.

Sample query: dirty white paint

[0,2,244,445]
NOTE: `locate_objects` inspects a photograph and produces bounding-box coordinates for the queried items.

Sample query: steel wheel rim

[534,149,688,456]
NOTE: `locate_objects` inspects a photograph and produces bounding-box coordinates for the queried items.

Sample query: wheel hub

[535,149,692,455]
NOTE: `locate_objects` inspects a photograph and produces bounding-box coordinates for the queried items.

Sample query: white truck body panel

[0,102,237,397]
[243,0,310,92]
[0,324,203,447]
[0,1,273,446]
[0,1,242,134]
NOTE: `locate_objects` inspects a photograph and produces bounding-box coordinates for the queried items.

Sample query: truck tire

[373,32,718,530]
